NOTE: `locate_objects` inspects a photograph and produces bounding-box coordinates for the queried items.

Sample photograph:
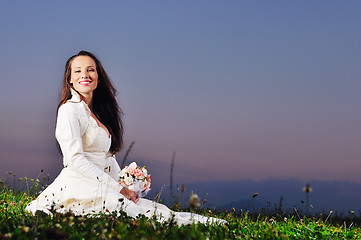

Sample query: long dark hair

[58,50,124,154]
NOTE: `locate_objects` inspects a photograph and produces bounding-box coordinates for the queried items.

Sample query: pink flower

[146,174,151,181]
[134,168,144,178]
[145,181,151,190]
[127,168,135,175]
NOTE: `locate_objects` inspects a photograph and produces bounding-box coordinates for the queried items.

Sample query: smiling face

[70,56,98,100]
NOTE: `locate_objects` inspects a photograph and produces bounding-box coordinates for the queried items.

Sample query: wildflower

[4,233,12,238]
[188,193,200,209]
[21,226,30,233]
[303,183,312,193]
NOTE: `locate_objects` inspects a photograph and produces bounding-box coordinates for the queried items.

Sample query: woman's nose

[82,72,89,78]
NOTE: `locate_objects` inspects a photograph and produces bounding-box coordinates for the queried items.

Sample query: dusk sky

[1,1,361,187]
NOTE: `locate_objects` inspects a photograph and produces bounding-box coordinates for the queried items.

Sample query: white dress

[25,89,226,226]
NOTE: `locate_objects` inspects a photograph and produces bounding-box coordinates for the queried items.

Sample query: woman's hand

[120,187,139,203]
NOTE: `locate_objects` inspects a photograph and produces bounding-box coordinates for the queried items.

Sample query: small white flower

[129,162,137,169]
[124,176,133,185]
[119,169,127,178]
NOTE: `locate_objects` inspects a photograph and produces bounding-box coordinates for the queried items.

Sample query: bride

[25,51,226,226]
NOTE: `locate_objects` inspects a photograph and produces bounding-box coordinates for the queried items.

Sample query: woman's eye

[75,70,81,73]
[88,69,95,72]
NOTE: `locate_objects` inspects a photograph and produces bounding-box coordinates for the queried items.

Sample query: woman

[26,51,226,226]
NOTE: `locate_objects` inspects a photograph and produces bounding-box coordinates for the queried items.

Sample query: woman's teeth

[79,80,92,86]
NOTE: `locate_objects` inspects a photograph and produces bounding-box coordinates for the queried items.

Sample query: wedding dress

[25,89,226,226]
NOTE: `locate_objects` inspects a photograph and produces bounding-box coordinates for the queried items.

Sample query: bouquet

[119,162,151,197]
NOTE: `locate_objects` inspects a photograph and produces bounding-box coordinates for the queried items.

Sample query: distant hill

[149,178,361,215]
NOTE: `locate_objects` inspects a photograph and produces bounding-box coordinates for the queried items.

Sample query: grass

[1,173,361,239]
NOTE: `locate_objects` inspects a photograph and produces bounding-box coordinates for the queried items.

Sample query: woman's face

[70,56,98,98]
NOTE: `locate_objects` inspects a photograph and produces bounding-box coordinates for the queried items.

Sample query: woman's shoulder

[56,101,90,136]
[58,100,90,119]
[60,99,89,110]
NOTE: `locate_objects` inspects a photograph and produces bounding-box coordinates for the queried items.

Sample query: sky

[1,1,361,188]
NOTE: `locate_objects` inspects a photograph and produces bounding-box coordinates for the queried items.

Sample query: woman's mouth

[79,80,92,86]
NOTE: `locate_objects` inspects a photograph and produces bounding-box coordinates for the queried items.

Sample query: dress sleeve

[56,103,123,193]
[106,154,122,181]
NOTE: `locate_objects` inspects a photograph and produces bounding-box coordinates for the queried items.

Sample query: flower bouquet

[119,162,151,197]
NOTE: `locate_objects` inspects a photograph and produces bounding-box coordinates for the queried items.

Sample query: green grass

[1,174,361,239]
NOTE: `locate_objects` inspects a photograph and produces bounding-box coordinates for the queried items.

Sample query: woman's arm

[106,154,121,181]
[106,154,139,203]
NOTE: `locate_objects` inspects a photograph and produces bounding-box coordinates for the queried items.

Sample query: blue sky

[1,1,361,185]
